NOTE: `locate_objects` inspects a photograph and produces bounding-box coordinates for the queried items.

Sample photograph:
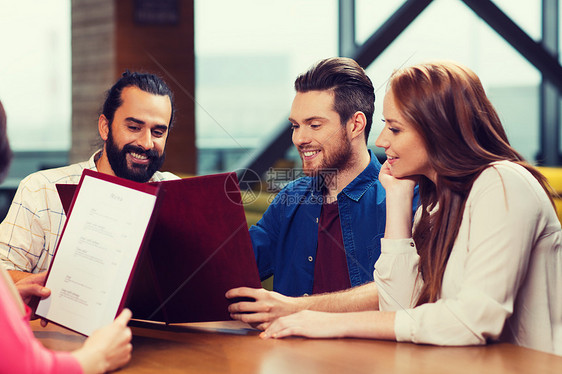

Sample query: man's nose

[137,128,154,150]
[292,128,311,147]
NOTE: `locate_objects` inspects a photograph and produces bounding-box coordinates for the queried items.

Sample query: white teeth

[130,152,148,160]
[303,150,319,157]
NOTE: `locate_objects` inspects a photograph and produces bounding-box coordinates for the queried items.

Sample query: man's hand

[15,272,50,305]
[15,272,50,324]
[226,287,302,330]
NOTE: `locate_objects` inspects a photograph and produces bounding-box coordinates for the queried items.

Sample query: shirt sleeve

[384,165,548,346]
[374,238,422,311]
[0,277,82,374]
[249,192,283,281]
[151,171,181,181]
[0,176,46,272]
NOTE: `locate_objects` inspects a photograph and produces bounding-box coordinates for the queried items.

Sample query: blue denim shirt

[249,150,387,297]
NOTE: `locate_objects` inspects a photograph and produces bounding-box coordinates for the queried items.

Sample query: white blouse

[374,161,562,355]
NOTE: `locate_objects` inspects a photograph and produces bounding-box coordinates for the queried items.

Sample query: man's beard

[105,130,165,183]
[301,131,353,178]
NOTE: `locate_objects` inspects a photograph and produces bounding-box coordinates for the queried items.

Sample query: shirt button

[316,217,318,223]
[303,293,309,296]
[308,256,313,262]
[410,242,415,247]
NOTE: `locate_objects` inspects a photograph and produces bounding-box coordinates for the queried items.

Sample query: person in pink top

[0,100,133,374]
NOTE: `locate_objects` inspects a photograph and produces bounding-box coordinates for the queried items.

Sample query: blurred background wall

[0,0,561,219]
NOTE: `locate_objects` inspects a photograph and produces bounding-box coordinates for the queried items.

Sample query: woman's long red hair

[388,62,555,305]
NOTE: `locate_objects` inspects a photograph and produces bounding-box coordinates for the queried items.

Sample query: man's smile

[301,149,321,160]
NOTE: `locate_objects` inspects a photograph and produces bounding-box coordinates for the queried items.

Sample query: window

[0,0,71,151]
[195,0,337,174]
[359,0,542,162]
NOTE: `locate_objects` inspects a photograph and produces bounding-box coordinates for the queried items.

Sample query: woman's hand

[379,161,417,239]
[378,161,418,196]
[259,310,396,341]
[71,309,133,374]
[260,310,348,339]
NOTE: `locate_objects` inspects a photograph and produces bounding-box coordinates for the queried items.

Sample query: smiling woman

[371,62,561,355]
[375,90,433,182]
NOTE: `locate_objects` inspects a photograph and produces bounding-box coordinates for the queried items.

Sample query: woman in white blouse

[230,61,562,355]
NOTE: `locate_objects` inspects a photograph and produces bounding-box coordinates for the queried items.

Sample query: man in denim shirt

[230,58,386,305]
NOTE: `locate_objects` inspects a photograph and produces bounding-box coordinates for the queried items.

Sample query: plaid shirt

[0,152,178,273]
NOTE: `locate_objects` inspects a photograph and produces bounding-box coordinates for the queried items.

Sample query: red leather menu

[56,171,261,324]
[38,169,161,336]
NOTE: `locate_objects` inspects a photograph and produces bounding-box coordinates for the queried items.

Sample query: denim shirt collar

[339,149,382,202]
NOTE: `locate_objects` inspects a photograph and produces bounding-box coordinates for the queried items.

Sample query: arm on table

[235,162,413,339]
[226,282,379,329]
[260,309,396,340]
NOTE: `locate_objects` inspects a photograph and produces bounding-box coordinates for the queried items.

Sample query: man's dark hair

[294,57,375,143]
[102,71,175,129]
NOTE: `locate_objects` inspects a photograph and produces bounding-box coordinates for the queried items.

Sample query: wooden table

[32,319,562,373]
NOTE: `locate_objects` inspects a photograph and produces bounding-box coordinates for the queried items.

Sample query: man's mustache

[122,144,159,159]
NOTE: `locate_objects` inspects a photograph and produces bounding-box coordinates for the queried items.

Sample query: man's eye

[128,126,139,131]
[310,124,321,129]
[389,127,400,134]
[290,124,299,130]
[153,130,164,137]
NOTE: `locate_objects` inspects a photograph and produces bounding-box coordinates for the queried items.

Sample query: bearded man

[0,71,179,285]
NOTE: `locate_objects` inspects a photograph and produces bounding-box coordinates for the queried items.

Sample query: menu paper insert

[36,174,157,336]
